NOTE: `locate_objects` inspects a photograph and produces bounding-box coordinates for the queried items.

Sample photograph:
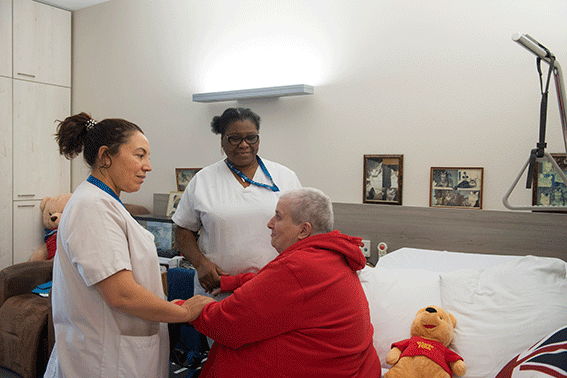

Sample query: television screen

[134,215,179,258]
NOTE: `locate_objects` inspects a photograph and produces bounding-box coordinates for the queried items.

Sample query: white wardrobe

[0,0,71,269]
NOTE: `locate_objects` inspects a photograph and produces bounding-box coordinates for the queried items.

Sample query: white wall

[71,0,567,212]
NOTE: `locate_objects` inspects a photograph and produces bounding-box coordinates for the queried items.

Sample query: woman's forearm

[96,269,194,323]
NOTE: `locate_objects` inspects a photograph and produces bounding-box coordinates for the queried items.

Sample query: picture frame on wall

[166,191,183,217]
[363,154,403,205]
[430,167,483,209]
[175,168,201,192]
[532,153,567,209]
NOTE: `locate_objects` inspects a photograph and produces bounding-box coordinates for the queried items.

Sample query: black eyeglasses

[225,134,259,146]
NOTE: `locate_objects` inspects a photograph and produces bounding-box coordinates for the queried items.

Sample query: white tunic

[172,158,301,295]
[44,180,169,378]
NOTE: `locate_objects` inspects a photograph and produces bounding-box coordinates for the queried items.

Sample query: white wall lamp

[192,84,314,103]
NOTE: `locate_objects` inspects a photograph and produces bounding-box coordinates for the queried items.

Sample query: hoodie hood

[282,230,366,271]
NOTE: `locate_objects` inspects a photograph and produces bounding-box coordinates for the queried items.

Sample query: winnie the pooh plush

[384,305,466,378]
[29,193,72,261]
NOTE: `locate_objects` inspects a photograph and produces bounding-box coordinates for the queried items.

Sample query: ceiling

[37,0,109,11]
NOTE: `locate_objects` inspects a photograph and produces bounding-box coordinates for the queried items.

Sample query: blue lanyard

[87,175,125,207]
[225,156,280,192]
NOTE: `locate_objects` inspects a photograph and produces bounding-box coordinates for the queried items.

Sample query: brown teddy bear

[384,305,466,378]
[29,193,72,261]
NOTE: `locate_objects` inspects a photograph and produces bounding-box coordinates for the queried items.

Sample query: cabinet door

[13,80,71,201]
[13,0,71,87]
[0,77,12,269]
[0,0,11,77]
[13,200,44,264]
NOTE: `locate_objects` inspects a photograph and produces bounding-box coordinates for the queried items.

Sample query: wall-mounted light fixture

[193,84,314,103]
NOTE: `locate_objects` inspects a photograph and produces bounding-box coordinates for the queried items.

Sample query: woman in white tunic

[173,108,302,297]
[44,113,214,378]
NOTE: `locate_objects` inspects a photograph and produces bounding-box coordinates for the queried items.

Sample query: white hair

[279,187,334,235]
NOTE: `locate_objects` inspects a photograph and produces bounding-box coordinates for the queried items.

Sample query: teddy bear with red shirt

[384,305,466,378]
[29,193,72,261]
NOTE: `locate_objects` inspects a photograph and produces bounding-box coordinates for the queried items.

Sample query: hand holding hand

[196,260,227,293]
[177,295,216,322]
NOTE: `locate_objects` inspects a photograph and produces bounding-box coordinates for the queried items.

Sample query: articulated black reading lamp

[502,32,567,210]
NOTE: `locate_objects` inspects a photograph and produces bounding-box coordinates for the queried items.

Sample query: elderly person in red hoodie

[186,187,381,377]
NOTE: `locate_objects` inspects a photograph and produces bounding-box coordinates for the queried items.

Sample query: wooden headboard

[332,203,567,265]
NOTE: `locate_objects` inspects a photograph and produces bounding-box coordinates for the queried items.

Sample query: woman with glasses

[172,108,301,300]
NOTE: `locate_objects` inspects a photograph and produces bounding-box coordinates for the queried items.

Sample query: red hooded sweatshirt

[191,230,381,378]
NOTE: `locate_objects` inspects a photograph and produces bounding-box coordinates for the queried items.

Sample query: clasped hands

[174,295,216,323]
[196,259,227,294]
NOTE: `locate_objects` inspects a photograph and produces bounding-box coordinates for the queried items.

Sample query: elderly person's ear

[298,222,312,240]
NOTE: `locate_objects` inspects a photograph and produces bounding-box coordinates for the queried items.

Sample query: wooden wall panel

[332,203,567,265]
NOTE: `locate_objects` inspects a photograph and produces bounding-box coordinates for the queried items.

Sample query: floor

[0,362,200,378]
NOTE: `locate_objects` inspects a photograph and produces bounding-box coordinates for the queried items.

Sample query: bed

[331,203,567,378]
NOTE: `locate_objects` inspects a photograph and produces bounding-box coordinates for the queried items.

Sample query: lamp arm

[513,32,567,155]
[512,32,554,62]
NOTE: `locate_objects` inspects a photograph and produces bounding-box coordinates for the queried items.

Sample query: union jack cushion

[496,325,567,378]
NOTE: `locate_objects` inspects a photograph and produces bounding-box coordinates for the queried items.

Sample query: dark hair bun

[55,112,93,159]
[210,108,260,135]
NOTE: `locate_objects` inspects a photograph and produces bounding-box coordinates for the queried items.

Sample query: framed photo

[363,155,403,205]
[166,191,183,217]
[175,168,201,192]
[532,153,567,208]
[430,167,483,209]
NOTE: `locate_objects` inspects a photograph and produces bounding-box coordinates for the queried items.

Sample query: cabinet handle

[18,194,36,197]
[17,73,36,78]
[17,204,36,208]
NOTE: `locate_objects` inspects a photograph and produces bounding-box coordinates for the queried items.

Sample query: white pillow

[379,247,521,272]
[495,324,567,377]
[358,266,442,368]
[440,256,567,378]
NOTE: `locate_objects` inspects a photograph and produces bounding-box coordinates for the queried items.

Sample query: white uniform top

[44,180,169,378]
[172,158,301,296]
